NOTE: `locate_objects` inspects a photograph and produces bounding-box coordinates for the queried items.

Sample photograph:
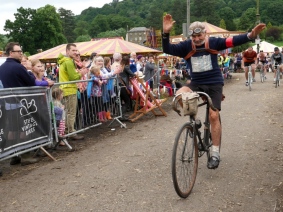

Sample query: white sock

[211,145,220,158]
[212,145,219,152]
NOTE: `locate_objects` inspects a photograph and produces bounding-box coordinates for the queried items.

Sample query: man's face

[67,45,78,59]
[10,45,23,61]
[191,32,206,46]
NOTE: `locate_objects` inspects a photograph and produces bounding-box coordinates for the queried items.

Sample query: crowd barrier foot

[40,147,56,161]
[108,117,127,128]
[53,138,73,151]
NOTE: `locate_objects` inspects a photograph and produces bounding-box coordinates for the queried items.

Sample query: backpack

[184,37,219,60]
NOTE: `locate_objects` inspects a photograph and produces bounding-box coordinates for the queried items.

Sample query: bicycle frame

[193,98,211,154]
[173,92,215,153]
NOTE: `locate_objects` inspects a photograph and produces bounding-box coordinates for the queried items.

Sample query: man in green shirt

[58,43,86,140]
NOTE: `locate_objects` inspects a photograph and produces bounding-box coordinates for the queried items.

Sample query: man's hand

[249,23,266,39]
[163,14,176,33]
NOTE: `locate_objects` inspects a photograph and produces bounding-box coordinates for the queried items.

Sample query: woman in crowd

[118,55,135,121]
[136,55,144,74]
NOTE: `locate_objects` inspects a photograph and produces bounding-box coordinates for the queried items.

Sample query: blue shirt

[0,58,35,88]
[162,33,250,85]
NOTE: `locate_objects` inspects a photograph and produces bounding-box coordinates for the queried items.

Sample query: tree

[89,15,110,37]
[58,8,76,43]
[74,20,90,37]
[265,26,282,41]
[170,0,186,35]
[4,5,67,55]
[0,34,9,51]
[238,8,256,31]
[219,19,226,29]
[32,5,67,54]
[75,35,91,42]
[4,7,37,53]
[97,28,126,38]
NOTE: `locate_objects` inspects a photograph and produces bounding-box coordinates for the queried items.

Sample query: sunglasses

[188,28,204,36]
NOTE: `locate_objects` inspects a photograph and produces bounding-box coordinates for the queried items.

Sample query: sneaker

[10,156,21,165]
[21,158,39,166]
[252,78,256,82]
[245,81,248,86]
[207,156,220,169]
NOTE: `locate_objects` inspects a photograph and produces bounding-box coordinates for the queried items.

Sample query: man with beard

[162,14,265,169]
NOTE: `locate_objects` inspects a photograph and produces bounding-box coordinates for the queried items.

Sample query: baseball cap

[274,47,279,51]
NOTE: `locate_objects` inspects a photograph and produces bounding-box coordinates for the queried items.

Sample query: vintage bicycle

[247,65,253,91]
[258,63,266,83]
[171,91,220,198]
[274,63,280,88]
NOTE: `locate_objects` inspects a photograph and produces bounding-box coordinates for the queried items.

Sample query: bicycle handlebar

[172,92,217,116]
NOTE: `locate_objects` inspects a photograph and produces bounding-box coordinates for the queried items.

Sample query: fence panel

[51,77,125,149]
[0,87,52,160]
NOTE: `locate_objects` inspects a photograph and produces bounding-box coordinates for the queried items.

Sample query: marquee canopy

[251,41,278,53]
[29,38,162,62]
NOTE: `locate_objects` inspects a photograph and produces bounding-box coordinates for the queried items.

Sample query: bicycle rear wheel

[172,123,198,198]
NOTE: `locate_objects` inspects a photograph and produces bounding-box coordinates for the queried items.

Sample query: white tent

[251,41,278,53]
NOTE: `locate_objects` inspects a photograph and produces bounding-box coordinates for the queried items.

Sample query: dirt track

[0,72,282,212]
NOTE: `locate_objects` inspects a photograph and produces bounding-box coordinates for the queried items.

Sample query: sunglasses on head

[188,28,204,36]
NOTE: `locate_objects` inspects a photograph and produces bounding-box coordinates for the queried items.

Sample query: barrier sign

[0,87,52,160]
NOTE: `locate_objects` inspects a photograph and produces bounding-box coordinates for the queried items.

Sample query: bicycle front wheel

[172,123,198,198]
[248,72,252,91]
[275,70,280,88]
[260,72,264,83]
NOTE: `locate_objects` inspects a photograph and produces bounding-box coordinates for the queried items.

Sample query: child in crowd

[52,87,66,146]
[21,55,32,71]
[30,59,54,87]
[87,65,107,122]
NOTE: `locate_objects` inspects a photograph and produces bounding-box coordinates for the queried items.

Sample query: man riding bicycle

[162,14,265,169]
[271,47,283,83]
[242,47,257,86]
[257,50,267,79]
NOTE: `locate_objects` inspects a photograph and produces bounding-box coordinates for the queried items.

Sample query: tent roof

[29,38,162,62]
[251,41,278,53]
[202,22,228,33]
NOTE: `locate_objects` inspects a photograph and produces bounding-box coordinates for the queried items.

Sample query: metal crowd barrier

[50,76,125,150]
[0,87,52,161]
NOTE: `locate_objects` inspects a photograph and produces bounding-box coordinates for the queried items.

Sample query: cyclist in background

[257,50,267,79]
[271,47,283,83]
[242,47,257,86]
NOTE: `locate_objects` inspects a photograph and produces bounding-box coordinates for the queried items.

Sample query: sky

[0,0,113,34]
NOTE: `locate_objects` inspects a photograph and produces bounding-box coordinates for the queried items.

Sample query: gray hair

[113,52,122,62]
[188,21,206,35]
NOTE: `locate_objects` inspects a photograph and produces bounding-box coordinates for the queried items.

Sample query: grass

[272,41,283,47]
